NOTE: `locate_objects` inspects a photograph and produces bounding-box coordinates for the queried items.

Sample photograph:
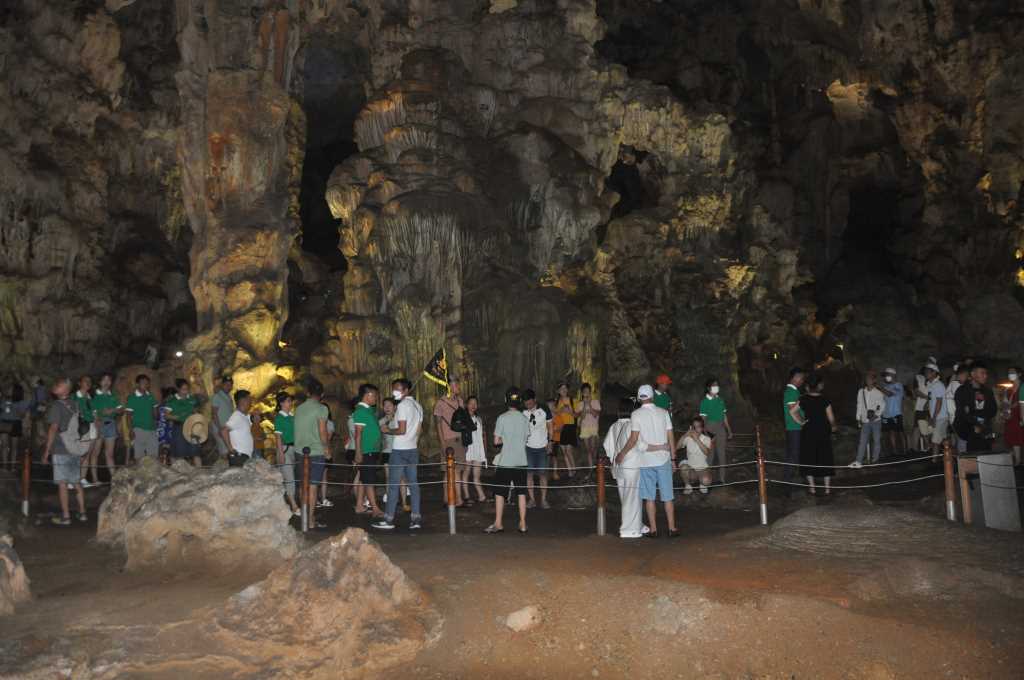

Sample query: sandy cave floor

[3,474,1024,680]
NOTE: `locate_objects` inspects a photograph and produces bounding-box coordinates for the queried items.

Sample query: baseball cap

[925,362,939,373]
[655,373,672,385]
[883,367,896,376]
[637,384,654,400]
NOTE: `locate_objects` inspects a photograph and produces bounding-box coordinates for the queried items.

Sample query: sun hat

[183,413,210,444]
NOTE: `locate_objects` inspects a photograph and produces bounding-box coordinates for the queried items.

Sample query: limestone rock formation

[0,534,31,616]
[206,527,442,679]
[97,457,300,571]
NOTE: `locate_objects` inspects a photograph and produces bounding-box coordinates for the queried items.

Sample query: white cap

[883,367,896,376]
[637,384,654,400]
[925,362,940,373]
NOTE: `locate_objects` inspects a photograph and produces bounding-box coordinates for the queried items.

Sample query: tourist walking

[222,390,255,462]
[576,383,601,470]
[486,387,530,533]
[1002,367,1023,465]
[91,373,122,479]
[295,379,331,528]
[799,374,836,494]
[166,379,201,467]
[42,378,87,525]
[373,378,423,531]
[125,374,159,461]
[853,370,886,467]
[605,398,643,538]
[273,392,301,516]
[465,396,488,503]
[615,385,677,538]
[953,362,997,453]
[433,379,466,505]
[698,378,733,483]
[352,384,384,518]
[879,368,905,457]
[677,416,713,495]
[210,375,234,459]
[0,382,30,471]
[552,382,578,476]
[522,389,552,509]
[782,368,806,481]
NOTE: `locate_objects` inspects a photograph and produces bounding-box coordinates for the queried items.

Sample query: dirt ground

[3,464,1023,680]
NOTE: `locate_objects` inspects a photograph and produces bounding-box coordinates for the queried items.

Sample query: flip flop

[483,525,504,534]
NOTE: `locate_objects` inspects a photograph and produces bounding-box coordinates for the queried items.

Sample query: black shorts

[345,449,355,464]
[359,454,381,485]
[494,466,528,498]
[558,424,578,447]
[881,415,904,433]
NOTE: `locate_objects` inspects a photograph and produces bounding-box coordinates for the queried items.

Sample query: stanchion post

[756,425,768,526]
[21,448,31,517]
[446,450,457,535]
[596,455,606,536]
[942,439,956,522]
[301,447,311,532]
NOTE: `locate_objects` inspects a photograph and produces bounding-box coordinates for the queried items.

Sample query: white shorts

[931,419,949,444]
[680,451,708,471]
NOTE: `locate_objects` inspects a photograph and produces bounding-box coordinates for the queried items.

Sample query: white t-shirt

[393,396,423,450]
[604,418,643,478]
[379,416,395,453]
[466,414,486,462]
[629,403,673,468]
[856,387,886,424]
[945,380,960,421]
[926,379,946,419]
[225,410,254,456]
[914,374,927,411]
[681,433,712,470]
[523,407,551,448]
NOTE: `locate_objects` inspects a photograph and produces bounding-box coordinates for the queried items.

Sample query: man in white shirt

[374,378,424,531]
[945,364,967,451]
[615,385,677,538]
[923,362,947,460]
[522,389,553,509]
[853,370,887,467]
[605,398,645,538]
[221,390,254,461]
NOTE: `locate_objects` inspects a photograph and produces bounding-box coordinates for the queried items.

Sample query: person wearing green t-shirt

[166,378,201,466]
[783,368,807,483]
[126,374,159,460]
[352,383,384,517]
[699,377,734,483]
[273,392,300,516]
[89,373,123,485]
[73,375,98,487]
[295,379,330,528]
[653,374,673,412]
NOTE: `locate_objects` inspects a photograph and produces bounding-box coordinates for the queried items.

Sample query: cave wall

[1,0,1021,426]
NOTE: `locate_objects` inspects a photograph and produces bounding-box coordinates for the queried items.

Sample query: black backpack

[450,406,476,446]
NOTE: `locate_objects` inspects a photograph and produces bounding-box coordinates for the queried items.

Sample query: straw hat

[183,413,210,444]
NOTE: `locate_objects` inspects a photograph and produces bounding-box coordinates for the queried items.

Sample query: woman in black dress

[799,373,837,495]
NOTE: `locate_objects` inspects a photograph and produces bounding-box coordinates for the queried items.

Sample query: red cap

[655,374,672,386]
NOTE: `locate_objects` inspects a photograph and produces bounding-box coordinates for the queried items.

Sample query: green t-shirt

[783,384,803,431]
[295,399,329,457]
[126,391,158,431]
[74,390,94,422]
[91,391,122,422]
[699,395,727,423]
[274,411,295,445]
[165,393,197,422]
[352,403,382,454]
[653,390,672,411]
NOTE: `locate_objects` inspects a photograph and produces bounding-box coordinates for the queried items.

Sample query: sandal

[483,525,504,534]
[668,528,680,538]
[518,526,528,534]
[645,531,660,539]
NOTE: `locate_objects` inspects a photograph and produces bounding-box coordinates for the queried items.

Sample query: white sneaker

[321,498,334,508]
[699,484,709,494]
[683,485,694,495]
[849,461,863,469]
[409,518,422,530]
[80,478,93,488]
[371,519,395,530]
[362,498,371,510]
[382,493,388,504]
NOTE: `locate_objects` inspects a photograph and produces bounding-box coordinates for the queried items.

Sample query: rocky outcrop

[0,534,30,616]
[97,457,300,572]
[206,527,442,678]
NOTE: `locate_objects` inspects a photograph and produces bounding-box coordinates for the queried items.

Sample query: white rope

[763,454,937,469]
[768,473,944,490]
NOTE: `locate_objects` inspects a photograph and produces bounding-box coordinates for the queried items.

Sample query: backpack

[450,406,476,447]
[58,401,94,457]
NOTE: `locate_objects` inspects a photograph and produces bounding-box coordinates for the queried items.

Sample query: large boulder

[97,457,301,571]
[205,528,442,678]
[0,534,31,616]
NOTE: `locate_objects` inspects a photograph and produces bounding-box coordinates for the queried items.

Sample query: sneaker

[76,512,88,522]
[409,518,422,531]
[848,461,863,469]
[362,498,371,510]
[371,519,395,530]
[699,484,709,495]
[51,516,71,526]
[382,493,388,504]
[80,478,93,488]
[321,498,334,508]
[683,485,694,495]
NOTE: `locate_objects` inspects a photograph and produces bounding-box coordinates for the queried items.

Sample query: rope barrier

[768,473,945,490]
[762,454,937,469]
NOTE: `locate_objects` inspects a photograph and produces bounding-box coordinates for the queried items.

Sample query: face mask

[1010,373,1019,382]
[884,376,893,383]
[710,386,720,395]
[392,390,403,401]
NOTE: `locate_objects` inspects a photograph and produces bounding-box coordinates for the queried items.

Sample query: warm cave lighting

[772,352,779,360]
[998,382,1014,390]
[278,340,288,349]
[174,350,184,358]
[836,343,844,351]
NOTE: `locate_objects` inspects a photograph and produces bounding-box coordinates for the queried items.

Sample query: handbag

[862,390,877,422]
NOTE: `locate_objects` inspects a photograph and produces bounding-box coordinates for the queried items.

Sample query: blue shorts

[526,446,548,472]
[100,420,118,440]
[310,456,326,484]
[639,460,674,502]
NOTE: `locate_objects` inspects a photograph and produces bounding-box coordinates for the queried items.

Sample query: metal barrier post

[21,448,31,517]
[301,447,311,532]
[596,455,607,536]
[446,450,457,535]
[756,426,768,526]
[942,439,956,522]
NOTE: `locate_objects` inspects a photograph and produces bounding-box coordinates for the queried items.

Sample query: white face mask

[1009,373,1019,382]
[884,376,893,383]
[392,390,403,401]
[710,386,720,395]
